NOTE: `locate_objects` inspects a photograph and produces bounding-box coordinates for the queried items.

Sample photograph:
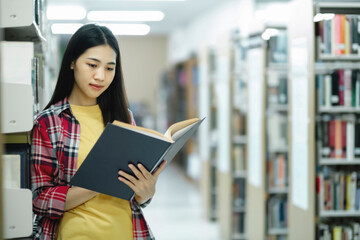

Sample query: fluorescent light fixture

[261,28,279,41]
[102,23,150,35]
[313,13,335,22]
[47,6,86,20]
[88,11,164,22]
[51,23,83,34]
[323,13,335,20]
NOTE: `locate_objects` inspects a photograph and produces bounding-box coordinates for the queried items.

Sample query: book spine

[334,119,342,158]
[329,120,336,158]
[325,74,332,107]
[341,120,347,158]
[346,119,355,160]
[344,69,352,107]
[338,69,345,106]
[322,115,331,157]
[331,71,340,106]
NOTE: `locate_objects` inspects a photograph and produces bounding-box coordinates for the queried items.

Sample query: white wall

[118,35,168,123]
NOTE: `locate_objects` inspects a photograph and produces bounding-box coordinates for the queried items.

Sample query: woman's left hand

[118,160,167,205]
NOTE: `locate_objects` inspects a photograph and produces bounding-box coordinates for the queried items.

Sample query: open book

[70,117,204,201]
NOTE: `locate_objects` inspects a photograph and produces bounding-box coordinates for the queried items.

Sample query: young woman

[31,24,166,240]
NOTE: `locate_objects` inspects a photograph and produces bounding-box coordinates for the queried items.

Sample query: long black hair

[45,23,131,125]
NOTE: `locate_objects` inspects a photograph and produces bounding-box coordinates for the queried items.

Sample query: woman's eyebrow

[87,57,116,65]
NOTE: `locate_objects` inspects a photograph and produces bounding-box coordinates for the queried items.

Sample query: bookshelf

[199,45,218,222]
[264,26,289,240]
[0,0,50,238]
[209,46,218,221]
[229,30,248,240]
[313,2,360,239]
[0,12,3,239]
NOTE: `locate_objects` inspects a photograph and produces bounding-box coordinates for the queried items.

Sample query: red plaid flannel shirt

[30,98,154,240]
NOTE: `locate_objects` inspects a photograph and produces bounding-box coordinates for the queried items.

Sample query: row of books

[267,154,288,190]
[232,212,245,235]
[316,15,360,56]
[267,236,287,240]
[316,70,360,108]
[233,145,246,172]
[318,222,360,240]
[233,111,246,136]
[316,115,360,159]
[233,78,248,112]
[267,75,288,105]
[266,29,288,64]
[267,196,288,229]
[267,114,288,152]
[317,168,360,211]
[233,178,246,209]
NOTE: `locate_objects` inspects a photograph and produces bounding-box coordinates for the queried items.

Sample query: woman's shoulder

[34,99,70,126]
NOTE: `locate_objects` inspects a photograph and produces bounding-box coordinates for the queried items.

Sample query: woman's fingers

[118,169,138,184]
[137,164,153,179]
[128,164,145,180]
[152,160,167,179]
[118,175,136,191]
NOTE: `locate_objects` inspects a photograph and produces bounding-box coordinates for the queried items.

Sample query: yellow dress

[57,104,133,240]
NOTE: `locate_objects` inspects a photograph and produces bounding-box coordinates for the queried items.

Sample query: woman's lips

[90,84,103,90]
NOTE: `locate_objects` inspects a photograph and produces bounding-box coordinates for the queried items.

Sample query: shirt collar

[53,97,72,116]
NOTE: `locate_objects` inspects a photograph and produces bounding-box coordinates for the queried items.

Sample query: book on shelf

[233,178,246,208]
[267,196,288,230]
[267,114,288,151]
[233,111,246,136]
[318,222,360,240]
[267,154,288,190]
[317,167,360,212]
[233,145,246,172]
[316,14,360,56]
[232,212,245,235]
[316,70,360,109]
[70,117,204,201]
[266,29,287,64]
[317,114,357,160]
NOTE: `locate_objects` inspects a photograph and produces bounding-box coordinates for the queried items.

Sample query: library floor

[143,163,221,240]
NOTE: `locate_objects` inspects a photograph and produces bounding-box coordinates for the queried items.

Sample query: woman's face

[69,44,117,106]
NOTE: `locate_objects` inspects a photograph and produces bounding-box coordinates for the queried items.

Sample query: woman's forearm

[64,187,98,211]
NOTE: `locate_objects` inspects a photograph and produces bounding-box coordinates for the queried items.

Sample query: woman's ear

[70,62,74,70]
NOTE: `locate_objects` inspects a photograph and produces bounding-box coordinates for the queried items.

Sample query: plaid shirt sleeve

[31,120,70,220]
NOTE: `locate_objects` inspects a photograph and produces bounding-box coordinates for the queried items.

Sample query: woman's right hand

[64,187,98,211]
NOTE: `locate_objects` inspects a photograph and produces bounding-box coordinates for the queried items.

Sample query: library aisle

[143,163,221,240]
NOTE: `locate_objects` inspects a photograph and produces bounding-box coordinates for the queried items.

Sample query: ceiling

[46,0,236,35]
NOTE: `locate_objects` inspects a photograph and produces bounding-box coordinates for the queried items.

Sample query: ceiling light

[323,13,335,20]
[51,23,83,34]
[313,13,335,22]
[261,28,279,41]
[47,6,86,20]
[88,11,164,22]
[102,24,151,35]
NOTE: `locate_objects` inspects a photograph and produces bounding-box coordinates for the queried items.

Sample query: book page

[112,120,173,143]
[164,118,200,140]
[170,121,198,141]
